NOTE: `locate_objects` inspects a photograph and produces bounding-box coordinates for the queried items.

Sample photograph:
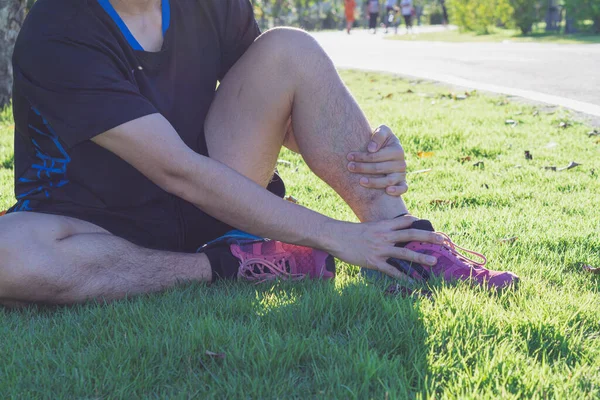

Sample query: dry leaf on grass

[205,351,226,359]
[430,199,455,206]
[459,156,472,163]
[285,195,299,204]
[383,93,394,99]
[417,151,434,158]
[406,89,414,94]
[499,237,519,244]
[582,265,600,274]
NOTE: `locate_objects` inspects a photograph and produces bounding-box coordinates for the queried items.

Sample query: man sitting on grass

[0,0,518,306]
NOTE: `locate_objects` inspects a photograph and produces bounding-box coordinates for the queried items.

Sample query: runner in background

[400,0,413,34]
[365,0,380,34]
[384,0,397,34]
[344,0,356,34]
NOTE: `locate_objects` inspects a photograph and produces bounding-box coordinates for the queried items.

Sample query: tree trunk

[0,0,27,110]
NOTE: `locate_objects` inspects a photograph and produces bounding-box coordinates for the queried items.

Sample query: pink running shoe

[230,240,336,282]
[391,220,519,289]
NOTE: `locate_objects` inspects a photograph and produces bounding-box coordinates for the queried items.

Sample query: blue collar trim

[97,0,170,51]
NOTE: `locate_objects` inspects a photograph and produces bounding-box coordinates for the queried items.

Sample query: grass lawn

[388,27,600,44]
[1,70,599,398]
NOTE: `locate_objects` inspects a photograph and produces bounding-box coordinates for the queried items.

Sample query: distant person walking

[384,0,397,33]
[366,0,380,34]
[344,0,356,34]
[400,0,413,33]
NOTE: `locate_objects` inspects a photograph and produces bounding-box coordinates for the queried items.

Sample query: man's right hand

[325,215,443,280]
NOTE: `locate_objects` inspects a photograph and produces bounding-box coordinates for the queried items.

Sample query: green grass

[1,70,600,398]
[388,27,600,44]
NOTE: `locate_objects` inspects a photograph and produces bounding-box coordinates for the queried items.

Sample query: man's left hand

[347,125,407,196]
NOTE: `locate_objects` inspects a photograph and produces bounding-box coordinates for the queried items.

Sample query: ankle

[202,247,239,282]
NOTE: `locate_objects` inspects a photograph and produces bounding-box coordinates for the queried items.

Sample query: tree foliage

[563,0,600,32]
[448,0,600,34]
[447,0,513,33]
[252,0,346,30]
[509,0,541,34]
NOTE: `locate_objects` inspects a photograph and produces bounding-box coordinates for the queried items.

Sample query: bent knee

[0,214,67,301]
[0,239,53,301]
[0,248,66,304]
[255,27,329,69]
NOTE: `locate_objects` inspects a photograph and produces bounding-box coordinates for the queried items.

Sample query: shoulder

[18,0,99,38]
[15,0,110,55]
[14,0,129,88]
[14,0,118,70]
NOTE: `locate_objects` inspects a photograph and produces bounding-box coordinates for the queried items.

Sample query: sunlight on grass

[0,72,599,398]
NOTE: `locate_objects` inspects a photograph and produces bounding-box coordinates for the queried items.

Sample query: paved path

[312,29,600,117]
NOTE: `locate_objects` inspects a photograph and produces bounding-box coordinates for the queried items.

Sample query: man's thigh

[204,29,298,188]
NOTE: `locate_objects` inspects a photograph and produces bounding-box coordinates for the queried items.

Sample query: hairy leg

[206,28,409,223]
[0,212,211,306]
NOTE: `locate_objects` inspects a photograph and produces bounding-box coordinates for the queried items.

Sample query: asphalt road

[311,29,600,117]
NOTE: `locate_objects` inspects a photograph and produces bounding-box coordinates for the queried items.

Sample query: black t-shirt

[10,0,259,215]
